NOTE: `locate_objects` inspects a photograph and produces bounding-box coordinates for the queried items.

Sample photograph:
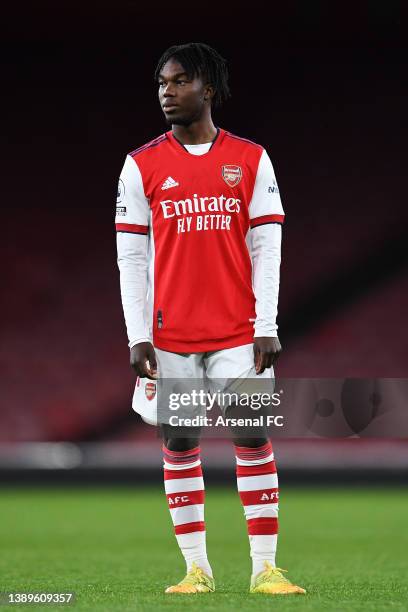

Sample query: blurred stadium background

[2,4,407,608]
[1,2,407,487]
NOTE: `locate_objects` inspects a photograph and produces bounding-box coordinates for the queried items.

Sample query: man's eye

[176,80,186,85]
[158,82,165,87]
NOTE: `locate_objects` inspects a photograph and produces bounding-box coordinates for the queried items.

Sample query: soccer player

[116,42,305,595]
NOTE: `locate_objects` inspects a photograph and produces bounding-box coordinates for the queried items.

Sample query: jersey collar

[166,127,225,157]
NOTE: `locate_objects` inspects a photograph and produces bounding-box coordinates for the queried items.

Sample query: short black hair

[154,42,230,107]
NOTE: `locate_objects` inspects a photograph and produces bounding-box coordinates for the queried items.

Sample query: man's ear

[204,84,215,102]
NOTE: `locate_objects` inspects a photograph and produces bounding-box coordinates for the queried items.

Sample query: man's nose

[163,83,175,96]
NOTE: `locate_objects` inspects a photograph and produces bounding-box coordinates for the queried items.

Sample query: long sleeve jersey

[116,128,284,353]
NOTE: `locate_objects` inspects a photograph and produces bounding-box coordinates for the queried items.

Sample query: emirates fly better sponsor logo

[160,193,241,234]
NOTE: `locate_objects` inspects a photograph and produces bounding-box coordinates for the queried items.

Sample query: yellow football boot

[250,561,306,594]
[165,562,215,594]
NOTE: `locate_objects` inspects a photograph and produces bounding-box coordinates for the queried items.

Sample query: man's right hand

[130,342,158,380]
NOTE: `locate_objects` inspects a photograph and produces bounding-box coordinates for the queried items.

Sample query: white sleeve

[115,155,151,348]
[250,224,282,337]
[248,149,284,337]
[249,149,285,225]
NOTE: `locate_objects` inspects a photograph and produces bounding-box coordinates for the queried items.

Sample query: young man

[116,42,305,595]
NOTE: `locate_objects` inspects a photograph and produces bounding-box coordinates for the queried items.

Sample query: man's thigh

[133,349,205,425]
[204,344,275,426]
[156,349,209,428]
[204,343,274,380]
[156,348,204,378]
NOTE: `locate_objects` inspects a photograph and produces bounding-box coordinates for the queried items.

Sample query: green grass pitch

[1,486,407,611]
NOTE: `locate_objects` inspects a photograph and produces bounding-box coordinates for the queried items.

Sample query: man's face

[158,58,211,126]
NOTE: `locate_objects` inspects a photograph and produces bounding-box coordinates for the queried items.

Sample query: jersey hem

[153,331,255,354]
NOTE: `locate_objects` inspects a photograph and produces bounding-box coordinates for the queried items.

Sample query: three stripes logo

[161,176,179,190]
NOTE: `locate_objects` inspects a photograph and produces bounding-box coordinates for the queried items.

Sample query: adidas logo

[161,176,179,190]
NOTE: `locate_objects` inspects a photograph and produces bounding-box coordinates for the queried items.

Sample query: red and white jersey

[116,128,284,353]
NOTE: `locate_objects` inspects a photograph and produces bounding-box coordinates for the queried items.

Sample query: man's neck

[172,119,217,145]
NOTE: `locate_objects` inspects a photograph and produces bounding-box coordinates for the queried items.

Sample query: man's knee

[161,424,201,451]
[226,402,269,447]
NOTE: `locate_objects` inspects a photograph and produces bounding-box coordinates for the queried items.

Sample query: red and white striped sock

[163,445,212,577]
[235,441,279,577]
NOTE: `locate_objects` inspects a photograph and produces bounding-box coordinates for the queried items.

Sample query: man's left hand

[253,336,282,374]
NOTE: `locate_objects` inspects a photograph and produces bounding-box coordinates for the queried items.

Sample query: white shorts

[132,343,275,426]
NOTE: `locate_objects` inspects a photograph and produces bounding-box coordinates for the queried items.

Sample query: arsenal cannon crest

[222,165,242,187]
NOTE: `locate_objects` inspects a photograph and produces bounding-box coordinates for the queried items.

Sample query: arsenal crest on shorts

[222,165,242,187]
[145,382,156,401]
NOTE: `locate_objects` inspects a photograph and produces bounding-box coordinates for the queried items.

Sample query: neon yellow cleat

[250,561,306,595]
[165,562,215,594]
